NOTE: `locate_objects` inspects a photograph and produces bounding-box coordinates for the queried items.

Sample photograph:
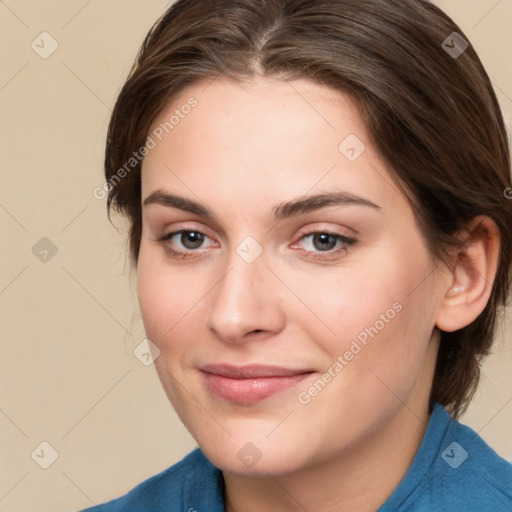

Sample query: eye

[157,229,214,258]
[156,228,356,261]
[292,230,356,260]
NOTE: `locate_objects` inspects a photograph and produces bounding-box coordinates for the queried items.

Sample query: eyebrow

[143,189,381,221]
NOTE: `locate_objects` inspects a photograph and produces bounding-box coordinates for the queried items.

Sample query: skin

[137,76,500,512]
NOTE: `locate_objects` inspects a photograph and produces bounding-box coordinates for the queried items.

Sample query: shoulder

[382,403,512,512]
[78,447,225,512]
[435,408,512,509]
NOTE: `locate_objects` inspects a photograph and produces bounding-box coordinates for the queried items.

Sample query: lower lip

[201,372,313,405]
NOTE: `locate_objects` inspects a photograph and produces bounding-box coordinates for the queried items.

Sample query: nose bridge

[218,255,260,313]
[205,241,283,343]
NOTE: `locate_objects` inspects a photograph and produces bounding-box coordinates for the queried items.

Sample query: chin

[197,432,311,477]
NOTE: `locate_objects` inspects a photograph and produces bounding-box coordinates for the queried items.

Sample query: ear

[435,216,500,333]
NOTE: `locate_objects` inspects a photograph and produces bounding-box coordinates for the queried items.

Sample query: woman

[82,0,512,510]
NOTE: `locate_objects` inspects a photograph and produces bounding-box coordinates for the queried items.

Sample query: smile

[199,364,315,405]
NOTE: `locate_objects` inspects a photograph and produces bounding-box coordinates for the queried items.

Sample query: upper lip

[200,364,314,379]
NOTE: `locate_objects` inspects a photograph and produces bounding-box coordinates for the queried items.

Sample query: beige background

[0,1,511,511]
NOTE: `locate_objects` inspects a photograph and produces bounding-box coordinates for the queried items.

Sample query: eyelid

[156,222,357,260]
[156,228,216,247]
[291,230,352,246]
[292,222,356,242]
[156,221,216,241]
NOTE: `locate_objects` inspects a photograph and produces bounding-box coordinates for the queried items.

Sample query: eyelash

[156,228,356,261]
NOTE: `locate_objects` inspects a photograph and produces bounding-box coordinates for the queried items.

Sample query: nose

[204,249,286,345]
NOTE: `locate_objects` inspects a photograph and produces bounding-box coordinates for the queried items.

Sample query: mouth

[199,364,316,405]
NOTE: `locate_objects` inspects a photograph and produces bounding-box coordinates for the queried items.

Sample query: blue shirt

[80,403,512,511]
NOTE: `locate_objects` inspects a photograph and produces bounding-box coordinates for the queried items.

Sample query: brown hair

[104,0,512,418]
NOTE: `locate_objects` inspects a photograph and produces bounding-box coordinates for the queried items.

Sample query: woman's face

[137,77,446,475]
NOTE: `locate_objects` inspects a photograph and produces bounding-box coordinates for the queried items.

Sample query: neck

[223,402,431,512]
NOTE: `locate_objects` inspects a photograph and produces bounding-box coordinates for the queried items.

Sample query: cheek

[136,249,203,350]
[312,241,437,384]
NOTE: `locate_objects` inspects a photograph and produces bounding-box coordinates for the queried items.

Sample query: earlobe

[435,216,500,333]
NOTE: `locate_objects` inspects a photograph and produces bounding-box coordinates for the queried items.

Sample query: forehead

[146,76,363,160]
[141,76,406,218]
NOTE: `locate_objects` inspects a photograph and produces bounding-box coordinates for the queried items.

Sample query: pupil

[314,233,336,251]
[182,231,204,249]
